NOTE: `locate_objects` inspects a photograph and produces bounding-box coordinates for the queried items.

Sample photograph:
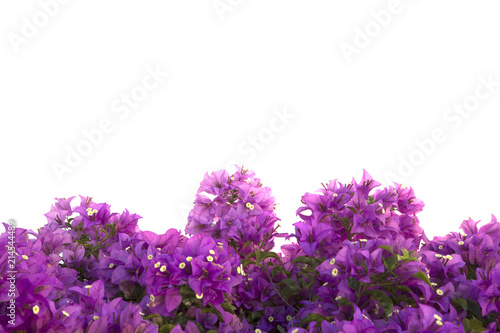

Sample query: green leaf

[395,285,412,293]
[379,245,392,253]
[277,278,299,289]
[220,302,236,313]
[383,256,396,271]
[201,308,223,322]
[347,277,360,292]
[281,285,299,299]
[143,313,162,320]
[244,252,256,261]
[159,323,176,333]
[467,299,483,319]
[411,271,432,287]
[241,240,253,250]
[468,318,485,332]
[452,298,468,311]
[292,256,313,265]
[272,265,285,278]
[340,217,351,230]
[256,250,262,263]
[277,325,286,333]
[462,318,470,332]
[261,251,281,263]
[346,206,358,214]
[370,290,393,317]
[250,311,264,321]
[338,297,353,310]
[299,313,329,327]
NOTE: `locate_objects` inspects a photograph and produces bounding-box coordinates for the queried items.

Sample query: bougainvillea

[1,166,499,332]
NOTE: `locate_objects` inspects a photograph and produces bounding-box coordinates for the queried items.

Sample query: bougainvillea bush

[1,166,500,332]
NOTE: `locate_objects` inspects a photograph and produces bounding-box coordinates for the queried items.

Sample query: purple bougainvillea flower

[110,209,142,236]
[5,169,500,332]
[44,196,75,229]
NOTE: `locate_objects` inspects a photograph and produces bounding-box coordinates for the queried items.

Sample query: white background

[1,1,499,251]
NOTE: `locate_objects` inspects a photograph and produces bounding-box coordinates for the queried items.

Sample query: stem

[263,262,291,308]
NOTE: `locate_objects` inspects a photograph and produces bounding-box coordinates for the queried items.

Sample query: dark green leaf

[467,299,483,319]
[346,206,358,214]
[281,285,299,299]
[299,313,329,327]
[250,311,264,321]
[395,285,412,293]
[411,271,432,287]
[245,252,256,261]
[379,245,392,253]
[220,302,236,313]
[292,256,313,265]
[468,318,485,331]
[452,298,467,311]
[272,265,285,278]
[462,318,470,332]
[241,240,253,250]
[340,217,351,230]
[347,277,360,292]
[370,290,393,316]
[261,251,281,263]
[277,278,298,289]
[383,256,396,271]
[338,297,353,310]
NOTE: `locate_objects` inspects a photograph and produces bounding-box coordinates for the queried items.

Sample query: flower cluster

[1,166,500,332]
